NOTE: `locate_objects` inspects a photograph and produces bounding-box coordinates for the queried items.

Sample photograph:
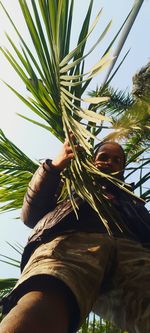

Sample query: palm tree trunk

[103,0,145,85]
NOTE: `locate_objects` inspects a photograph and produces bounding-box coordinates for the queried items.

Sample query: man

[0,140,150,333]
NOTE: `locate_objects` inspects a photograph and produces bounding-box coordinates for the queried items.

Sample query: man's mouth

[96,165,112,173]
[101,168,112,174]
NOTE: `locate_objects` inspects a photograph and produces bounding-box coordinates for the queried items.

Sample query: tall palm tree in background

[0,0,149,331]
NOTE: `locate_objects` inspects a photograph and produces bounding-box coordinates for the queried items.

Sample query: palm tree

[0,1,149,331]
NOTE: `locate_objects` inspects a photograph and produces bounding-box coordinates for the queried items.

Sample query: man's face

[94,143,125,179]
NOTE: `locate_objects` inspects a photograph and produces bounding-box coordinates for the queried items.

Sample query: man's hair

[94,141,126,167]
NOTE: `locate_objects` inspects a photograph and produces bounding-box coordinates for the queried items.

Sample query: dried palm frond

[132,61,150,98]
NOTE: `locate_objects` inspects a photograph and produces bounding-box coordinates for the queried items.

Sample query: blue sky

[0,0,150,278]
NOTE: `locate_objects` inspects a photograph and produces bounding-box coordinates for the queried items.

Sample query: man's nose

[107,158,113,165]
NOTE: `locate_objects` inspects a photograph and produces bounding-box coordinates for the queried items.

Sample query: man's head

[94,141,126,180]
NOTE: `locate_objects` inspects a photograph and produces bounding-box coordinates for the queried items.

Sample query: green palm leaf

[0,242,21,321]
[0,129,38,212]
[0,279,17,300]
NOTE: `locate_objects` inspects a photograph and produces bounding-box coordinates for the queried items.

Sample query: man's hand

[52,135,79,171]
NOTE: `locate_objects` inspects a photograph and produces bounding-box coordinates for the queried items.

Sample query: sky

[0,0,150,278]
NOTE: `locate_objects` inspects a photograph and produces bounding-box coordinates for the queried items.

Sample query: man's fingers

[65,132,77,145]
[67,152,74,160]
[66,144,81,154]
[64,135,83,157]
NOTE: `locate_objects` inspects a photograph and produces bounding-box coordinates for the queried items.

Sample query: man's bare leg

[0,288,72,333]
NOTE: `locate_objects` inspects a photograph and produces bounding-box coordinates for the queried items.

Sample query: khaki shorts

[13,232,150,333]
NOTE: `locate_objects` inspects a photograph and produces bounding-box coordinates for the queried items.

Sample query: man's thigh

[7,233,115,328]
[116,239,150,333]
[0,289,70,333]
[93,239,150,333]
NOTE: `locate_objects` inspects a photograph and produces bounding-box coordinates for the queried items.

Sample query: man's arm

[21,161,61,228]
[21,136,78,228]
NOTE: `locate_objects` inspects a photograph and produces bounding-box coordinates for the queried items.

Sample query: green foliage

[78,314,127,333]
[0,0,112,143]
[0,279,17,299]
[0,129,38,212]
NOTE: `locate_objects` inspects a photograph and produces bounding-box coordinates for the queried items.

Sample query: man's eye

[98,154,108,161]
[114,157,121,163]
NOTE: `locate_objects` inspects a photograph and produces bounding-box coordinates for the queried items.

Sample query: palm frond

[0,0,112,144]
[106,98,150,145]
[0,242,22,305]
[0,129,38,212]
[88,85,150,156]
[132,61,150,98]
[89,86,133,116]
[0,242,21,313]
[0,279,17,299]
[125,154,150,202]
